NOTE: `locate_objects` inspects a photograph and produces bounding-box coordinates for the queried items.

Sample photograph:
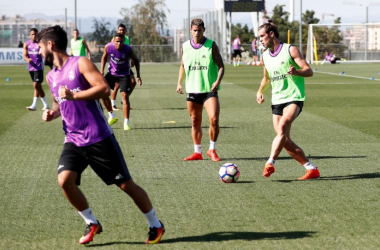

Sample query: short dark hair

[30,28,38,33]
[191,18,205,28]
[118,24,126,29]
[258,19,279,38]
[37,25,68,50]
[73,29,79,33]
[114,33,125,40]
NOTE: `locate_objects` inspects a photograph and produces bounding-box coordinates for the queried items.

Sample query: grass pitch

[0,63,379,249]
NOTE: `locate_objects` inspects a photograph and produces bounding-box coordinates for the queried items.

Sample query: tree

[91,18,116,45]
[119,0,171,62]
[120,0,169,45]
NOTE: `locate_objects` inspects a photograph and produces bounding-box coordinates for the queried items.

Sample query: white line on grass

[314,70,380,82]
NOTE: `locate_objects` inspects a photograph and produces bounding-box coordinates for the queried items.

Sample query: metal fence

[90,44,179,63]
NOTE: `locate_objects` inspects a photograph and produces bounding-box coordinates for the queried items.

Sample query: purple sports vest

[26,40,43,71]
[46,56,113,146]
[106,43,131,77]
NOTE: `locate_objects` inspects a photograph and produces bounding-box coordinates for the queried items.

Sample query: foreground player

[101,33,140,130]
[256,20,320,180]
[23,28,49,111]
[176,18,225,162]
[37,25,164,245]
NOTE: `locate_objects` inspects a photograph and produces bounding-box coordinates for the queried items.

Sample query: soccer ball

[219,163,240,183]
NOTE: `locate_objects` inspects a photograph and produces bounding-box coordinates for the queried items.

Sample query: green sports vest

[182,38,220,93]
[262,43,305,105]
[70,37,86,56]
[124,36,130,45]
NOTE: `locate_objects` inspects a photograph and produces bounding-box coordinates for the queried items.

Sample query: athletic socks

[266,157,275,165]
[108,111,115,119]
[209,141,216,150]
[124,118,129,125]
[111,99,116,106]
[144,208,161,228]
[194,144,202,154]
[41,97,48,106]
[303,161,317,170]
[31,97,38,107]
[78,208,97,225]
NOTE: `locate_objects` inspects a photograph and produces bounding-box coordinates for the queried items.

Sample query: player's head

[72,29,80,39]
[30,28,38,41]
[258,20,279,48]
[37,25,68,67]
[117,24,126,35]
[190,18,205,40]
[113,33,125,50]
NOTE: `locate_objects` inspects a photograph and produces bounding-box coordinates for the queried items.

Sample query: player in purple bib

[101,33,142,131]
[37,25,164,245]
[23,28,49,111]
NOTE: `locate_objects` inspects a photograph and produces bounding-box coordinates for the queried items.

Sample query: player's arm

[82,38,91,60]
[211,42,225,92]
[256,59,270,104]
[100,45,108,75]
[129,48,142,86]
[43,76,61,121]
[288,46,313,77]
[23,42,31,63]
[176,48,185,94]
[59,57,110,101]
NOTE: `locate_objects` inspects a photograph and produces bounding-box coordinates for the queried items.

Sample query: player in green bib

[177,18,225,162]
[256,20,320,180]
[70,29,91,60]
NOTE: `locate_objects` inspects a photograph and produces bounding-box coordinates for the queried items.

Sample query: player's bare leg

[122,91,131,130]
[204,97,220,161]
[184,102,203,160]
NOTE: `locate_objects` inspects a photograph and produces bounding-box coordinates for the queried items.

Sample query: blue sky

[1,0,380,31]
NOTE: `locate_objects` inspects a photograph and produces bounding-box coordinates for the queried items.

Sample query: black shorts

[29,70,43,83]
[130,69,134,75]
[252,50,257,56]
[57,135,132,186]
[233,49,242,57]
[105,73,131,93]
[187,92,218,105]
[271,101,304,116]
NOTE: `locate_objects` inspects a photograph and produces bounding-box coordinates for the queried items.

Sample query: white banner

[0,48,25,64]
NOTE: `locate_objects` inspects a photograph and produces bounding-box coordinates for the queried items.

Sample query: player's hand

[136,77,142,86]
[42,109,55,122]
[176,84,183,94]
[287,65,297,76]
[59,86,73,100]
[211,82,219,93]
[256,92,265,104]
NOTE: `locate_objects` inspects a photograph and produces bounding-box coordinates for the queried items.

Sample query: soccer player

[251,37,258,66]
[176,18,225,162]
[256,20,320,180]
[23,28,49,111]
[101,33,140,130]
[322,51,345,64]
[37,25,164,245]
[232,35,242,67]
[70,29,91,60]
[109,24,139,111]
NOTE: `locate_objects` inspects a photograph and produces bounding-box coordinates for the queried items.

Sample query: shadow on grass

[273,172,380,183]
[224,155,366,161]
[87,231,316,246]
[131,126,236,130]
[319,172,380,180]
